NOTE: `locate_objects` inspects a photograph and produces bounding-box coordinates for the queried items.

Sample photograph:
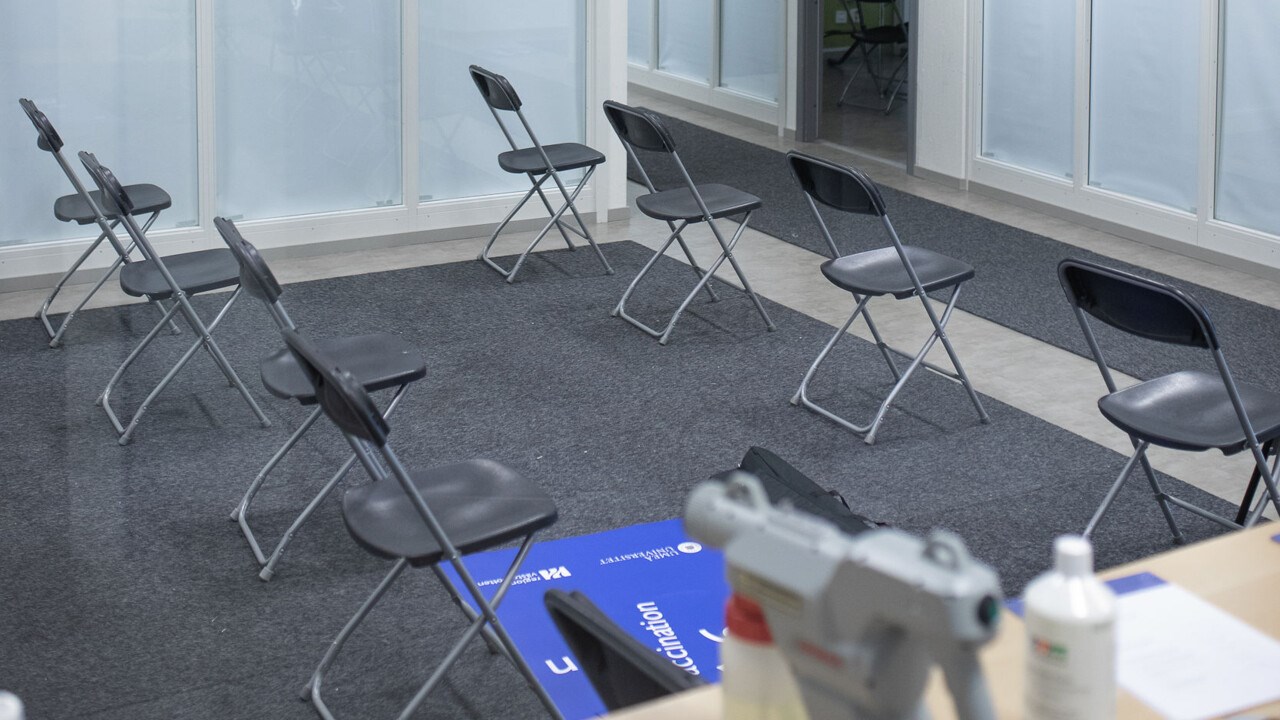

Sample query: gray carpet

[626,113,1280,389]
[0,243,1237,719]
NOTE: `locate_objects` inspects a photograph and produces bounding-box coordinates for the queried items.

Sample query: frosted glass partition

[629,0,654,67]
[215,1,402,221]
[1089,1,1199,212]
[657,0,713,83]
[1215,0,1280,236]
[420,1,586,202]
[720,0,781,101]
[0,3,197,247]
[980,0,1075,178]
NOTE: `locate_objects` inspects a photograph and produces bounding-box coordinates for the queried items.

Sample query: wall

[912,0,968,181]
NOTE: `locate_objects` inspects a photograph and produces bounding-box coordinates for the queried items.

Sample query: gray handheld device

[685,472,1002,720]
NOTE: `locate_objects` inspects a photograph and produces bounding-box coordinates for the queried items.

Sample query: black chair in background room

[602,100,777,345]
[20,98,175,347]
[282,329,563,720]
[215,217,427,581]
[544,589,706,712]
[469,65,614,283]
[1058,258,1280,542]
[78,152,271,444]
[829,0,909,114]
[786,151,988,444]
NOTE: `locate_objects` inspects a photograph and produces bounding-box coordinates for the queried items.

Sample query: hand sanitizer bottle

[720,593,809,720]
[0,691,24,720]
[1023,535,1117,720]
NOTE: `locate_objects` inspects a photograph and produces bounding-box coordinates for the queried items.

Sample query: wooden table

[606,525,1280,719]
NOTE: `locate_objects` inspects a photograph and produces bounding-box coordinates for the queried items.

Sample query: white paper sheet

[1116,577,1280,720]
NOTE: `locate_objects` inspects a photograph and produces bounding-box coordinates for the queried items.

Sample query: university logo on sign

[538,566,572,581]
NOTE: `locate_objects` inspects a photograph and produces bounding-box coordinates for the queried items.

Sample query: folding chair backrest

[78,152,135,215]
[787,151,887,217]
[1058,259,1219,350]
[19,98,63,153]
[469,65,522,112]
[215,217,285,307]
[281,329,390,447]
[602,100,677,154]
[544,589,706,711]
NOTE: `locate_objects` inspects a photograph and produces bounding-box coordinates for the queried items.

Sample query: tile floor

[5,88,1278,526]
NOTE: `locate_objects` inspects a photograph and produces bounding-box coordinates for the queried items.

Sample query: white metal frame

[966,0,1280,271]
[1,0,628,287]
[627,0,791,133]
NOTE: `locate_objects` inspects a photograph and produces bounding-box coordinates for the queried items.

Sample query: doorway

[798,0,915,169]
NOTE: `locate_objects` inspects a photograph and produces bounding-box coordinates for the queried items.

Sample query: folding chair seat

[215,217,426,581]
[78,152,271,444]
[1058,259,1280,543]
[20,98,175,347]
[544,589,706,712]
[602,100,777,345]
[786,151,988,444]
[280,330,562,720]
[469,65,613,283]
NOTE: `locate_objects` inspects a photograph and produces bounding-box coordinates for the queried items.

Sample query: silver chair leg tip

[258,567,275,582]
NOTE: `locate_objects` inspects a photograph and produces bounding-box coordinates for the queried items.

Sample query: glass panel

[657,0,712,84]
[420,0,585,202]
[215,0,402,221]
[1089,0,1199,212]
[0,2,197,247]
[720,0,780,101]
[629,0,654,67]
[1216,0,1280,236]
[980,0,1075,178]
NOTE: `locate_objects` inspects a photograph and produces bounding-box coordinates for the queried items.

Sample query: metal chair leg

[479,167,611,282]
[232,406,325,562]
[1234,439,1273,524]
[479,178,545,278]
[240,385,412,580]
[101,287,270,444]
[793,288,980,444]
[1135,450,1185,544]
[1084,442,1149,539]
[429,564,511,660]
[615,216,773,345]
[304,537,564,720]
[37,230,113,346]
[705,217,776,334]
[303,558,410,717]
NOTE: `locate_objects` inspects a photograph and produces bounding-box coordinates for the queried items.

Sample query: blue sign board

[444,519,729,719]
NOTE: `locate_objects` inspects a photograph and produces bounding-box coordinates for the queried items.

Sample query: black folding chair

[1058,259,1280,542]
[282,330,563,720]
[832,0,909,114]
[602,100,777,345]
[469,65,613,283]
[20,98,175,347]
[786,152,988,444]
[215,218,426,581]
[78,153,271,444]
[544,589,706,712]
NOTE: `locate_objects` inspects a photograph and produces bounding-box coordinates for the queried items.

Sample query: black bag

[713,446,882,536]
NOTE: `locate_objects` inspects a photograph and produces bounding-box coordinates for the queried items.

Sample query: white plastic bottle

[1022,535,1117,720]
[720,593,809,720]
[0,691,24,720]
